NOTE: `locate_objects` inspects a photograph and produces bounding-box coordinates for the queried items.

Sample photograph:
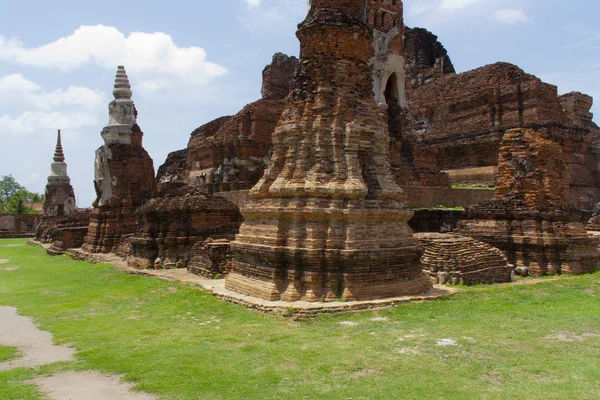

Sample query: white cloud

[494,9,530,24]
[0,25,227,86]
[0,74,105,136]
[245,0,264,8]
[439,0,485,11]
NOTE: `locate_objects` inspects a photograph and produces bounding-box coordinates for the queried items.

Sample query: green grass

[452,184,495,190]
[410,205,465,211]
[1,239,600,399]
[0,345,21,363]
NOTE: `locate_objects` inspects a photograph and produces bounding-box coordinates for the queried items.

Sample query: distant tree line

[0,175,44,215]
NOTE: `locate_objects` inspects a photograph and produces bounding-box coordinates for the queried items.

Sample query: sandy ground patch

[0,259,9,264]
[0,306,75,371]
[1,307,157,399]
[29,371,156,400]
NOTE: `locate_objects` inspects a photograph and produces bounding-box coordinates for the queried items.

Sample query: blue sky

[1,0,598,207]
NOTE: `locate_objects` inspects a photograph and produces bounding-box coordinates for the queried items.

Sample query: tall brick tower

[225,0,431,302]
[43,130,77,216]
[82,66,156,254]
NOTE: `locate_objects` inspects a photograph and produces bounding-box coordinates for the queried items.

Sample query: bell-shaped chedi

[457,128,599,276]
[43,130,77,217]
[225,0,432,302]
[82,66,156,254]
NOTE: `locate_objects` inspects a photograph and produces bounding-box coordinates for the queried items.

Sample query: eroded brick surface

[457,128,599,276]
[416,232,513,285]
[127,187,241,270]
[407,62,600,210]
[224,0,432,303]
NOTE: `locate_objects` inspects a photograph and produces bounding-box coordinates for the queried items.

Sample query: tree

[0,175,43,214]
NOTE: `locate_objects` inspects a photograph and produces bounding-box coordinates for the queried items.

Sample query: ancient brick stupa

[82,66,156,254]
[225,0,432,302]
[457,128,599,276]
[43,130,76,217]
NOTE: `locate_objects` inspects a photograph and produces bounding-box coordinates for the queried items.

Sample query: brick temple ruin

[33,0,600,306]
[82,66,156,254]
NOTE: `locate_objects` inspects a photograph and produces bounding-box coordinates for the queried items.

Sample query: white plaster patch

[543,332,600,342]
[436,338,458,347]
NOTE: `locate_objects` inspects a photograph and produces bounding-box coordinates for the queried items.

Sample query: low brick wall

[0,233,35,239]
[405,187,494,209]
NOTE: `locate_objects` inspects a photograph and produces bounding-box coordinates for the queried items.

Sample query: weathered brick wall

[127,187,241,270]
[156,54,298,197]
[0,214,42,234]
[404,27,455,88]
[457,128,599,276]
[261,53,299,100]
[407,62,600,209]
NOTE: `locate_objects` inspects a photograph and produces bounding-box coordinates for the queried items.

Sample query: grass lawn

[0,238,599,399]
[0,345,21,363]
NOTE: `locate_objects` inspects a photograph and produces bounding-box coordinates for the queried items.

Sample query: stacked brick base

[415,233,513,285]
[226,199,431,302]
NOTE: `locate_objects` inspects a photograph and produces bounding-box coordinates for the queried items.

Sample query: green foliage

[0,175,43,214]
[1,239,600,399]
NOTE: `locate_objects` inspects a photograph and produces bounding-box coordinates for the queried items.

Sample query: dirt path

[0,306,156,400]
[0,306,75,371]
[29,371,156,400]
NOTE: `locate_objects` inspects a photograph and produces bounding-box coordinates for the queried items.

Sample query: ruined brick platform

[125,187,241,270]
[457,128,600,276]
[415,232,513,285]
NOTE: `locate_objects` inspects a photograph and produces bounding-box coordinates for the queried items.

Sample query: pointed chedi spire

[44,128,76,216]
[101,65,137,145]
[53,129,65,163]
[113,66,132,100]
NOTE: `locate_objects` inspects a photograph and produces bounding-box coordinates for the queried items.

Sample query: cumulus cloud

[0,74,105,136]
[0,25,227,86]
[494,9,530,24]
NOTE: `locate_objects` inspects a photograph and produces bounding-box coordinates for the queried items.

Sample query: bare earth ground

[0,306,75,371]
[0,306,155,400]
[29,371,156,400]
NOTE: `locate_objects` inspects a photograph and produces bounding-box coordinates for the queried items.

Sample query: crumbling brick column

[225,0,431,302]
